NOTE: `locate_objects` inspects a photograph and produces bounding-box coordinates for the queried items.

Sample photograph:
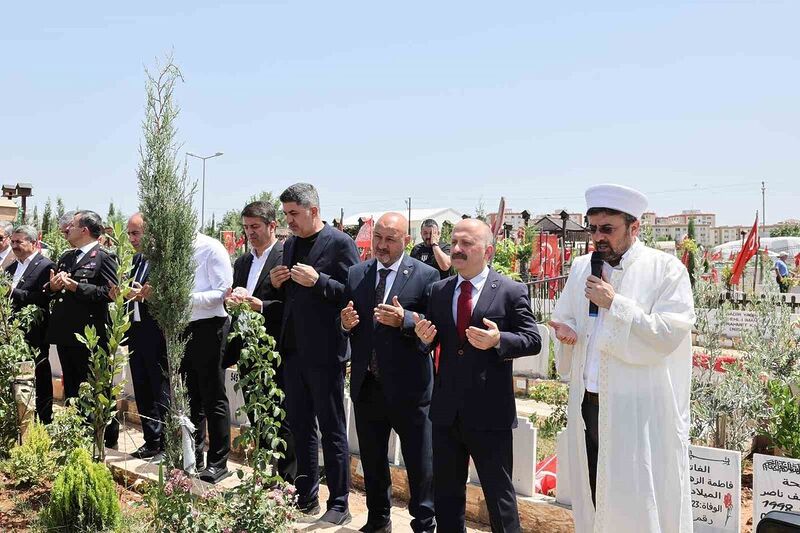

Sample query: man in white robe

[549,184,695,533]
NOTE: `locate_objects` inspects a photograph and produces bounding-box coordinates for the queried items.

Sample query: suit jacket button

[58,298,63,302]
[458,349,464,355]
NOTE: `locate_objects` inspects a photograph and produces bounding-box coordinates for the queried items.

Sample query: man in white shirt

[0,221,16,269]
[550,184,695,533]
[7,225,55,424]
[183,231,233,483]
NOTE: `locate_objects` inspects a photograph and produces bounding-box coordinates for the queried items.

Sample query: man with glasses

[0,222,16,269]
[46,210,120,446]
[549,184,695,533]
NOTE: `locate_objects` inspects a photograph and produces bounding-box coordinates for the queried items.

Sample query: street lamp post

[186,151,224,230]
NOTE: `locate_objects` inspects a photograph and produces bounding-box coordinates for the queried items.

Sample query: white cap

[585,184,648,219]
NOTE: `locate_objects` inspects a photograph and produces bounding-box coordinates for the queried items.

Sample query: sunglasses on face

[587,225,619,235]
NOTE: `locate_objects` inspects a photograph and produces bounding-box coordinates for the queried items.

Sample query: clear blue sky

[2,1,798,226]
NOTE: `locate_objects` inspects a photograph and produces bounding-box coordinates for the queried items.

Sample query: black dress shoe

[198,465,231,484]
[359,521,392,532]
[319,509,352,526]
[130,443,161,460]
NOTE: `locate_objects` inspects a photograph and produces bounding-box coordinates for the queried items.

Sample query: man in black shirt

[270,183,359,526]
[410,219,452,279]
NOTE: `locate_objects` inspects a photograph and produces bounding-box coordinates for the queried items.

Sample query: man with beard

[549,184,695,533]
[224,200,296,482]
[341,212,439,533]
[413,218,540,532]
[270,183,359,525]
[410,219,451,279]
[7,225,55,424]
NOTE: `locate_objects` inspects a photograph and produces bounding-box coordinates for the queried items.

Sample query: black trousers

[33,343,53,424]
[282,355,350,512]
[56,342,119,446]
[240,357,297,482]
[354,374,434,532]
[432,417,520,533]
[128,320,170,448]
[181,316,230,469]
[582,391,599,507]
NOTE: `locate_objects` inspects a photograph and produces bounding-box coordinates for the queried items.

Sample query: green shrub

[528,381,569,440]
[47,403,92,465]
[767,380,800,459]
[41,447,121,532]
[0,420,56,486]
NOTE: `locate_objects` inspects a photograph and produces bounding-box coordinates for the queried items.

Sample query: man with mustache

[549,184,695,533]
[341,212,439,533]
[270,183,359,525]
[413,218,540,532]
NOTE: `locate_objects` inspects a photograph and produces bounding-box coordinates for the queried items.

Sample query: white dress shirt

[245,242,276,296]
[190,233,233,321]
[11,251,38,290]
[375,254,404,304]
[132,258,149,322]
[75,240,99,260]
[583,249,630,393]
[0,246,13,265]
[452,266,490,322]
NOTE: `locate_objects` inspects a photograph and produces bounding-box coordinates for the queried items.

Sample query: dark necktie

[369,268,392,377]
[457,280,473,342]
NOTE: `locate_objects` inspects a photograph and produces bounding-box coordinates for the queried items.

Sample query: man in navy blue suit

[414,218,540,533]
[269,183,359,526]
[341,212,439,533]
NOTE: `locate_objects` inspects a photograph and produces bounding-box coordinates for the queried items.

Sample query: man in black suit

[223,200,296,482]
[341,212,439,533]
[7,225,55,424]
[414,218,541,533]
[119,213,170,461]
[269,183,359,525]
[46,210,119,447]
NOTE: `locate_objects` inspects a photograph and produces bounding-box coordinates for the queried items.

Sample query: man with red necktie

[413,218,540,533]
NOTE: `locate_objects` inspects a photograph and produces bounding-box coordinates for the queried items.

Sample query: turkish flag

[711,251,722,261]
[729,214,759,286]
[795,253,800,268]
[221,231,236,255]
[728,251,736,261]
[711,267,719,283]
[355,217,374,261]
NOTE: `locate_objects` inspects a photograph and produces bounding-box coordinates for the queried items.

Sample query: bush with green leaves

[766,380,800,458]
[0,420,56,486]
[0,275,38,457]
[228,303,286,474]
[47,403,92,465]
[41,447,121,532]
[527,381,568,439]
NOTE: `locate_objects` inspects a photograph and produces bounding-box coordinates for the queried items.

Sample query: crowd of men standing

[3,182,542,533]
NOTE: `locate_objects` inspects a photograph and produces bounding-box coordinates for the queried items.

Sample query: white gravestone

[689,445,741,532]
[512,324,550,377]
[753,454,800,530]
[224,368,250,426]
[555,429,571,506]
[467,415,537,497]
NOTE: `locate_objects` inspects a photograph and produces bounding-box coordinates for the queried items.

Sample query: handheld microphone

[589,252,603,317]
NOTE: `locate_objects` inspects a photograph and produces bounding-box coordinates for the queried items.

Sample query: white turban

[585,184,648,219]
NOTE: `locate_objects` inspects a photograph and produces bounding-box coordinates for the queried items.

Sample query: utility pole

[760,181,766,284]
[340,207,344,230]
[405,197,412,236]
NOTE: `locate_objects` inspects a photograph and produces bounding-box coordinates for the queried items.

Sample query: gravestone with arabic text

[689,445,741,532]
[753,454,800,530]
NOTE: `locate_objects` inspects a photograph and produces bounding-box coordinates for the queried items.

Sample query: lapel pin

[491,282,497,288]
[403,269,409,275]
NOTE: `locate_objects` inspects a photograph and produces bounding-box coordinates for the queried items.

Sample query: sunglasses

[587,225,619,235]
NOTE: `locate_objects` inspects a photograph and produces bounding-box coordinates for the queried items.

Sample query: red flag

[711,251,722,261]
[728,251,735,261]
[220,231,236,255]
[711,267,719,283]
[355,217,374,260]
[795,253,800,268]
[729,214,759,286]
[681,249,689,268]
[564,247,572,263]
[235,235,246,249]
